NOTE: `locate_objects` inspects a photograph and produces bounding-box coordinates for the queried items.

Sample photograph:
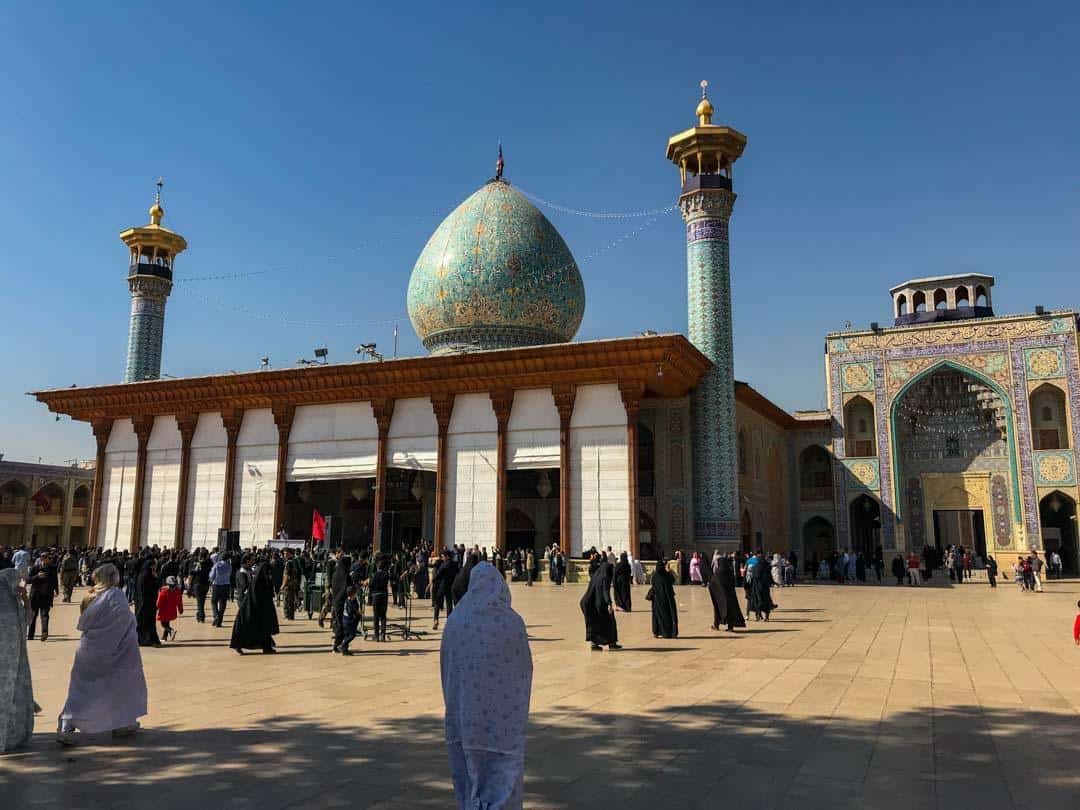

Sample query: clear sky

[2,1,1077,464]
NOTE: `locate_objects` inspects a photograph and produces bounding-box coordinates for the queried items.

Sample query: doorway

[932,509,986,560]
[849,494,881,556]
[1040,491,1078,575]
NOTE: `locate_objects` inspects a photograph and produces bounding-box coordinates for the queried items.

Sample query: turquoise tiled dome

[407,180,585,355]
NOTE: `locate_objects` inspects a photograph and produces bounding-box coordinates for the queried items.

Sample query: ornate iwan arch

[888,359,1022,526]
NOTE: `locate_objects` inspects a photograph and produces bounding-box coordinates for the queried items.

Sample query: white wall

[569,384,629,557]
[288,402,378,480]
[507,388,560,470]
[184,412,227,550]
[98,418,137,550]
[387,397,438,471]
[141,415,181,547]
[445,393,497,549]
[232,408,278,547]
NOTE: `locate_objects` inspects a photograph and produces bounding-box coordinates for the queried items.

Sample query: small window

[933,289,948,310]
[913,291,927,312]
[857,418,868,433]
[897,295,908,316]
[945,437,960,457]
[1041,406,1053,422]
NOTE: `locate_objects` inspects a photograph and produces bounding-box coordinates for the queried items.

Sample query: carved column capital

[176,414,198,447]
[221,409,244,442]
[490,390,514,432]
[371,398,396,437]
[679,188,736,223]
[271,402,295,436]
[552,384,576,428]
[619,379,646,421]
[132,416,154,448]
[431,394,455,435]
[91,418,113,452]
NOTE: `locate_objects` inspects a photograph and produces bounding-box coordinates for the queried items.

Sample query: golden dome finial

[149,176,165,225]
[696,79,714,125]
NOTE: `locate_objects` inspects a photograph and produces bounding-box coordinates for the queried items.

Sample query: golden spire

[695,79,714,126]
[149,177,165,226]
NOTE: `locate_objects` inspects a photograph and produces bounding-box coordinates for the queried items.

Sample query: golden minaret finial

[696,79,714,125]
[149,176,165,225]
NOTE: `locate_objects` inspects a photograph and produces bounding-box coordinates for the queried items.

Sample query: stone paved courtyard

[3,575,1079,809]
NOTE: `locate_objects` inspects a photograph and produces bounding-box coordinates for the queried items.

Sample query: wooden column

[173,414,198,550]
[553,384,576,557]
[129,416,154,552]
[88,419,113,548]
[371,398,396,552]
[431,394,455,554]
[271,403,295,539]
[491,390,514,553]
[620,380,645,559]
[220,410,243,531]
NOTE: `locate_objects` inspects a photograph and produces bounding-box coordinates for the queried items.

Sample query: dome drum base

[423,325,566,356]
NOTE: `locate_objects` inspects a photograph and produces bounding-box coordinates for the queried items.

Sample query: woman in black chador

[612,552,633,612]
[135,558,161,647]
[230,561,280,654]
[747,558,777,622]
[647,560,678,638]
[708,555,746,632]
[452,552,479,605]
[580,562,621,651]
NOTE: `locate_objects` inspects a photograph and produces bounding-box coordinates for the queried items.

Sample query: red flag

[31,490,51,513]
[311,508,326,542]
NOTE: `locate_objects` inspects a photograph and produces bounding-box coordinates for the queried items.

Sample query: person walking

[747,560,777,622]
[985,555,998,588]
[580,560,621,651]
[612,552,632,612]
[907,552,922,586]
[208,552,232,627]
[339,585,361,655]
[281,548,303,621]
[59,551,79,603]
[155,576,184,642]
[27,554,58,642]
[368,558,391,642]
[432,550,457,631]
[440,563,532,809]
[191,550,211,623]
[707,555,745,632]
[525,550,535,587]
[230,559,279,655]
[58,564,147,746]
[891,554,906,585]
[1031,552,1045,592]
[647,560,678,638]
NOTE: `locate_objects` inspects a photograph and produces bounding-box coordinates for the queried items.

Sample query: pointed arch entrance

[849,494,881,556]
[802,516,835,563]
[1040,491,1078,575]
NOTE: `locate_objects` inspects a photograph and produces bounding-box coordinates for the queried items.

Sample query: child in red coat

[1074,600,1080,646]
[156,576,184,642]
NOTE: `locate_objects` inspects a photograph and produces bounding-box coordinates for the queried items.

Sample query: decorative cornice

[33,335,709,424]
[679,189,736,223]
[128,275,172,300]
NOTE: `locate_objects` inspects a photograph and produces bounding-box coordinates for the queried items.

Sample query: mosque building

[31,88,1080,574]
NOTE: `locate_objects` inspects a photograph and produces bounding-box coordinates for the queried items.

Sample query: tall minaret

[666,81,748,548]
[120,180,187,383]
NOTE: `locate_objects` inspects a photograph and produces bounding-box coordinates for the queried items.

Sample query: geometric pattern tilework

[124,293,167,383]
[840,361,875,392]
[685,190,738,541]
[886,352,1009,394]
[1034,450,1076,487]
[906,477,924,547]
[991,473,1012,548]
[407,180,585,354]
[842,457,880,491]
[1024,346,1066,380]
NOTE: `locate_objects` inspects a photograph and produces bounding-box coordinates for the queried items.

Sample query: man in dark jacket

[28,553,59,641]
[191,550,212,622]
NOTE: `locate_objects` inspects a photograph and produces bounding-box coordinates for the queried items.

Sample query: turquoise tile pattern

[124,276,171,384]
[684,189,739,541]
[408,180,585,355]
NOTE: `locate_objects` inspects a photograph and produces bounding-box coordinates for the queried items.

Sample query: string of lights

[517,188,677,219]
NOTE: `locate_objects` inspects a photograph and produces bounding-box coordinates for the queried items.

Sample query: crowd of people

[0,535,1073,809]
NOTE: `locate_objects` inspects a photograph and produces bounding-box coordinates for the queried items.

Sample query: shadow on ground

[1,702,1076,810]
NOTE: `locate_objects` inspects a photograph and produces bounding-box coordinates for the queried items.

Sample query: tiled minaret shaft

[666,81,748,546]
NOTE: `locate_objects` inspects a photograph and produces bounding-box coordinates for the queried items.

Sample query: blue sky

[2,1,1077,464]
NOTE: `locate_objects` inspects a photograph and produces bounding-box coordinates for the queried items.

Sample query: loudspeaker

[217,529,241,553]
[378,511,399,555]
